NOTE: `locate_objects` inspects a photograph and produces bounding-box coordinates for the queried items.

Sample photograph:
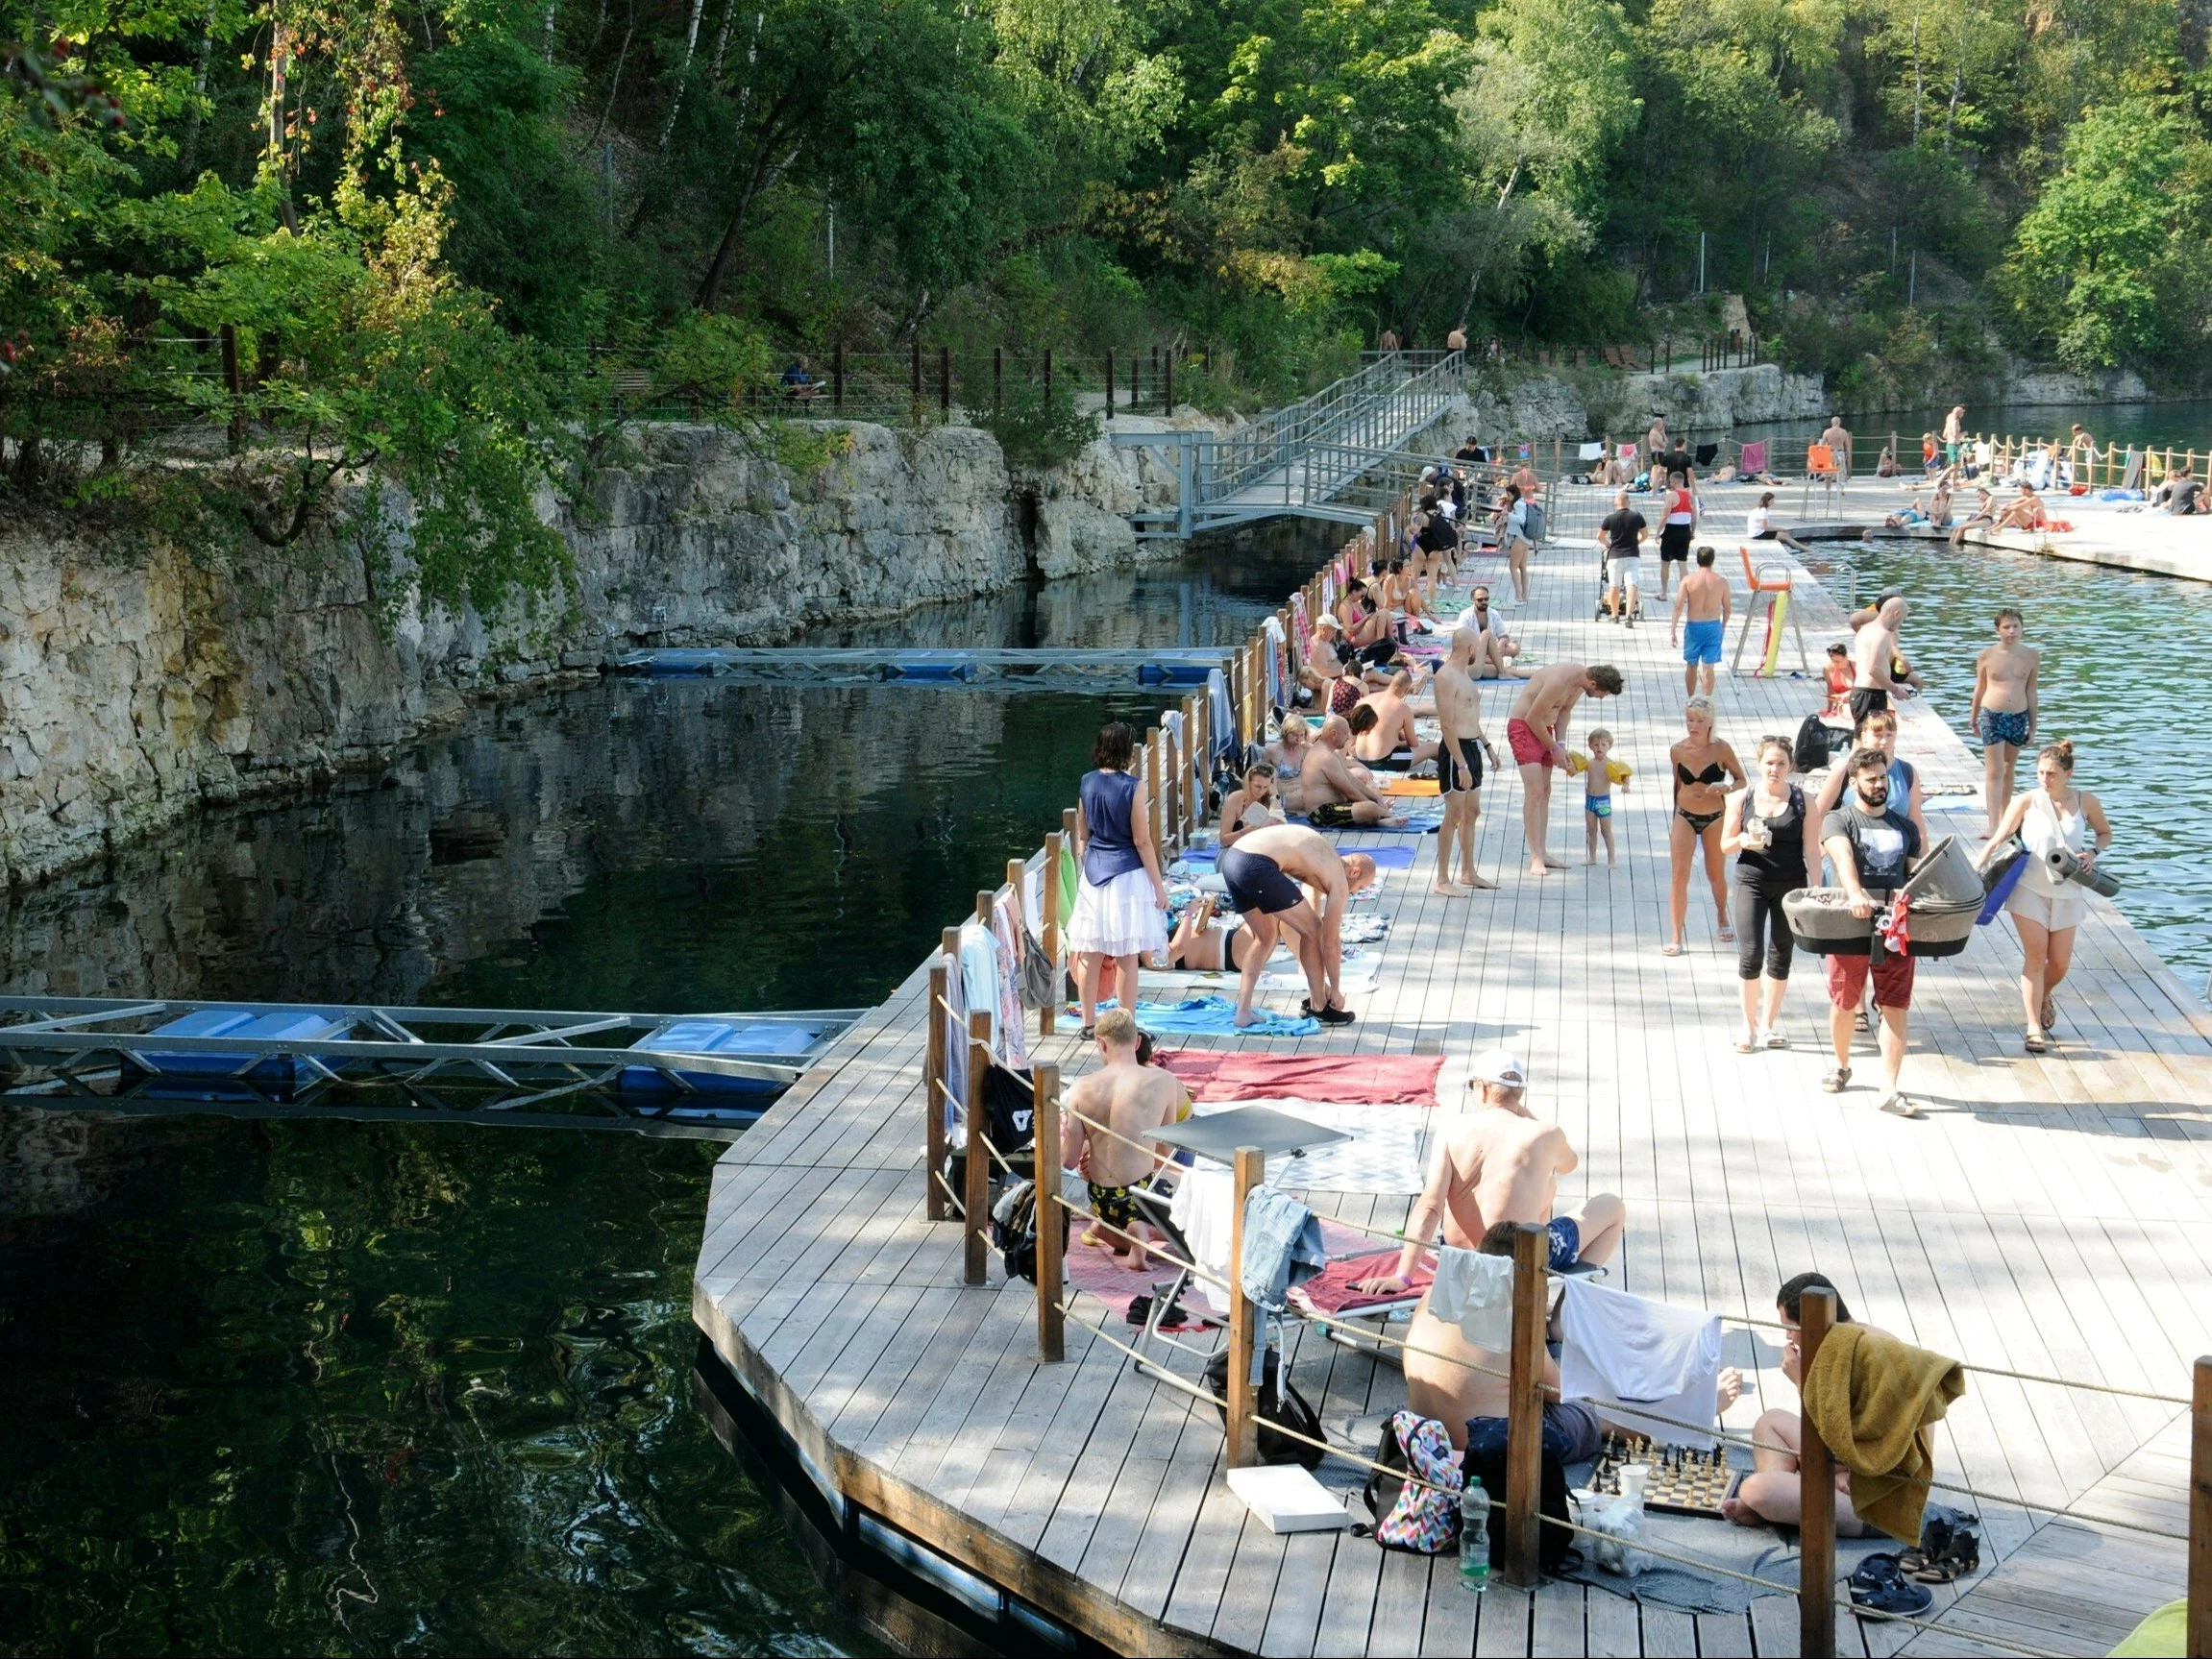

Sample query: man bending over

[1216,822,1370,1028]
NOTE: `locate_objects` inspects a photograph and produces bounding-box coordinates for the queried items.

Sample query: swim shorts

[1363,745,1414,772]
[1307,802,1356,829]
[1979,708,2030,747]
[1683,619,1724,666]
[1826,947,1915,1012]
[1217,845,1304,915]
[1659,523,1693,561]
[1088,1182,1142,1233]
[1438,741,1483,793]
[1506,717,1552,768]
[1546,1216,1582,1271]
[1847,687,1889,729]
[1585,793,1612,818]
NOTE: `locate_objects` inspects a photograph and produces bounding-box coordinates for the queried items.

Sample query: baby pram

[1593,529,1645,622]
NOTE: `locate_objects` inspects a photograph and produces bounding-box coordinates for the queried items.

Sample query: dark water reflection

[0,539,1311,1655]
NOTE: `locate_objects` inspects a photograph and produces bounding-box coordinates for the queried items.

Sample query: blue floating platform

[618,1019,823,1098]
[881,659,976,682]
[130,1008,355,1100]
[1138,662,1217,687]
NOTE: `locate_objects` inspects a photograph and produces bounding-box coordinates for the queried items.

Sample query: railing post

[1043,349,1052,403]
[1105,349,1115,422]
[1164,351,1174,415]
[940,345,950,419]
[910,340,922,423]
[924,957,949,1219]
[1501,1222,1548,1587]
[833,341,845,412]
[1162,721,1181,854]
[993,344,1002,413]
[1040,831,1062,1037]
[1145,728,1167,858]
[964,1008,992,1284]
[1225,1145,1263,1468]
[1799,1287,1839,1659]
[1035,1064,1064,1360]
[2189,1355,2212,1656]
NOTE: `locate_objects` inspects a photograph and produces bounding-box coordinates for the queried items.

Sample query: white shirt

[1747,505,1774,537]
[1558,1279,1725,1451]
[1455,604,1510,640]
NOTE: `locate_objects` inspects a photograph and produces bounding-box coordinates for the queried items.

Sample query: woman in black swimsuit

[1665,697,1746,957]
[1722,736,1817,1049]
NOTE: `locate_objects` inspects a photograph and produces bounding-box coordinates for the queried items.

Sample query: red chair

[1733,545,1808,675]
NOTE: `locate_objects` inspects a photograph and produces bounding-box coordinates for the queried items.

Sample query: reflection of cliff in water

[0,678,1138,1015]
[799,520,1343,650]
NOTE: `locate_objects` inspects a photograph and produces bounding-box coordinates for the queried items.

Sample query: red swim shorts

[1826,949,1915,1012]
[1506,717,1553,768]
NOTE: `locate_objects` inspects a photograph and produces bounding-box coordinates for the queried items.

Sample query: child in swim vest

[1581,728,1633,866]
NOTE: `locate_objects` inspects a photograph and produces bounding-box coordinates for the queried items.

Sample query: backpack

[1461,1434,1576,1574]
[1360,1410,1463,1553]
[1201,1347,1324,1469]
[989,1178,1066,1284]
[1794,712,1844,774]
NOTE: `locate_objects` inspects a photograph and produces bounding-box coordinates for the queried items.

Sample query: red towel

[1154,1051,1443,1106]
[1294,1250,1437,1313]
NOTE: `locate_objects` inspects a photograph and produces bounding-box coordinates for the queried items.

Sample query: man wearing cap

[1350,1050,1626,1449]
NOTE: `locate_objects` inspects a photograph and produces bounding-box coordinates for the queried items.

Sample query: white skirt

[1068,866,1167,958]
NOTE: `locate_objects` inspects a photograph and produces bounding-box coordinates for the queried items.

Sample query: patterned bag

[1361,1410,1463,1553]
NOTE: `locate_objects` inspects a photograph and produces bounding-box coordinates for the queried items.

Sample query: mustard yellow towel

[1381,777,1439,796]
[1801,1324,1965,1542]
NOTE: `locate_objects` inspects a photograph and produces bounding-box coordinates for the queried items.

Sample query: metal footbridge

[1114,350,1470,538]
[612,646,1228,685]
[0,996,867,1137]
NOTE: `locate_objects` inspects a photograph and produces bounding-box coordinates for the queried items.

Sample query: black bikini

[1675,756,1728,834]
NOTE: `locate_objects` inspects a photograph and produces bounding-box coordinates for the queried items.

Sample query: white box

[1226,1465,1354,1534]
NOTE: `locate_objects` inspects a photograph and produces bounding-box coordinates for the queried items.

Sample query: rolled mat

[1156,1051,1443,1106]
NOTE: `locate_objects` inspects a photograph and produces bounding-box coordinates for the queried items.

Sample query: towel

[1801,1324,1966,1542]
[959,921,1000,1052]
[1293,1250,1437,1313]
[1618,442,1638,466]
[1429,1247,1515,1348]
[942,936,969,1118]
[1695,443,1719,467]
[989,899,1030,1068]
[1293,812,1443,836]
[1156,1052,1443,1105]
[1209,669,1236,761]
[1739,440,1767,475]
[1133,995,1320,1038]
[1264,616,1287,709]
[1557,1280,1724,1451]
[1579,441,1606,461]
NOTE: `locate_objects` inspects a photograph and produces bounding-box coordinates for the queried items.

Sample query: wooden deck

[692,506,2212,1656]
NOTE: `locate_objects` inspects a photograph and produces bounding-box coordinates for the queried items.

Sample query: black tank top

[1737,785,1807,889]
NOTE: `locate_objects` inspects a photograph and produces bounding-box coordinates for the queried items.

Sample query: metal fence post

[1105,349,1115,422]
[833,341,845,412]
[1035,1064,1063,1360]
[940,345,950,419]
[1799,1288,1839,1659]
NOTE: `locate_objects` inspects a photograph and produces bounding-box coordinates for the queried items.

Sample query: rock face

[1461,365,1828,444]
[0,417,1181,888]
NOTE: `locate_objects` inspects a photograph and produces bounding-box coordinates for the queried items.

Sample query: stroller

[1593,532,1646,622]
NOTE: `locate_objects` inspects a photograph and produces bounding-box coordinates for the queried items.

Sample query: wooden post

[1799,1287,1839,1659]
[1034,1064,1064,1360]
[964,1008,992,1284]
[1164,722,1182,853]
[833,341,846,412]
[1501,1223,1549,1587]
[1225,1145,1263,1467]
[220,324,243,450]
[1145,729,1167,857]
[1164,352,1174,415]
[992,345,1002,413]
[1104,349,1115,421]
[1043,349,1052,403]
[924,959,949,1219]
[1040,831,1062,1037]
[2189,1355,2212,1657]
[910,340,922,423]
[1552,436,1561,478]
[939,345,950,418]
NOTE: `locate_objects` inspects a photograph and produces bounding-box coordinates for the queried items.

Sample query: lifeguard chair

[1733,545,1809,676]
[1801,442,1841,516]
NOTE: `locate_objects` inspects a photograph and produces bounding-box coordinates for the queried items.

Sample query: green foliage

[976,375,1097,469]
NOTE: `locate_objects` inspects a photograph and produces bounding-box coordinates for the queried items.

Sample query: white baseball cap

[1467,1049,1528,1087]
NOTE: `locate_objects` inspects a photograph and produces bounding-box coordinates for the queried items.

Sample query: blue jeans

[1465,1402,1604,1465]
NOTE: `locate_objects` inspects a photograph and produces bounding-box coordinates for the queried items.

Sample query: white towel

[1557,1279,1724,1451]
[1579,441,1606,461]
[1169,1164,1237,1312]
[1428,1247,1514,1349]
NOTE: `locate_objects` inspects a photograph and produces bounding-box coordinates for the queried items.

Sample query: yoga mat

[1157,1052,1443,1106]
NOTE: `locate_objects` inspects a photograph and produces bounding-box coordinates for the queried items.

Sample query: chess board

[1588,1432,1742,1518]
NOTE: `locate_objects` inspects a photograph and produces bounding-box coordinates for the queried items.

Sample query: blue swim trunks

[1546,1215,1582,1271]
[1979,708,2030,748]
[1683,619,1724,666]
[1585,794,1612,818]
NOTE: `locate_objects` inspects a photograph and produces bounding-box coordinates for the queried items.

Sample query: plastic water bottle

[1460,1477,1490,1589]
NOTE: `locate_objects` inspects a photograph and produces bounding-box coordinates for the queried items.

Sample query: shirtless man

[1848,595,1915,729]
[1993,481,2044,533]
[1723,1273,1874,1534]
[1431,627,1500,896]
[1948,484,2000,549]
[1508,663,1625,876]
[1060,1010,1183,1268]
[1215,821,1366,1027]
[1350,671,1438,770]
[1669,545,1733,696]
[1280,714,1403,827]
[1969,606,2040,834]
[1819,414,1853,483]
[1350,1051,1629,1450]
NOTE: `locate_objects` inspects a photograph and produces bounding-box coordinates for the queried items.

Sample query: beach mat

[1133,995,1319,1038]
[1157,1051,1443,1106]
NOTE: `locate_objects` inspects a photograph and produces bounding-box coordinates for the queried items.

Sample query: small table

[1152,1104,1350,1166]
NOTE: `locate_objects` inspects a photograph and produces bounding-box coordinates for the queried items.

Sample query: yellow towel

[1801,1325,1965,1542]
[2108,1598,2185,1657]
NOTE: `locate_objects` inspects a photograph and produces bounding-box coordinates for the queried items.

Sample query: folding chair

[1733,544,1809,675]
[1121,1177,1226,1379]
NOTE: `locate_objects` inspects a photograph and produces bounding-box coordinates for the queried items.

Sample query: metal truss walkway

[0,997,866,1136]
[612,646,1228,686]
[1111,350,1469,538]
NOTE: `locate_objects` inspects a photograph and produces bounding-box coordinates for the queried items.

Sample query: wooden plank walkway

[694,495,2212,1656]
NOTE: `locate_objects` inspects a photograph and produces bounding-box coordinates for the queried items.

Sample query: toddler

[1579,728,1633,866]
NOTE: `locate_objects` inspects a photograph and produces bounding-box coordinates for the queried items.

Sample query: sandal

[1763,1031,1790,1050]
[1718,926,1736,943]
[2024,1028,2049,1055]
[2041,993,2058,1031]
[1661,940,1684,958]
[1854,1009,1871,1034]
[1078,1026,1096,1042]
[1821,1066,1851,1093]
[1735,1032,1758,1053]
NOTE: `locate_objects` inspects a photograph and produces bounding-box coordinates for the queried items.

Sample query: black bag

[1015,928,1057,1012]
[988,1178,1066,1284]
[1460,1439,1575,1574]
[1202,1348,1323,1470]
[1795,712,1846,774]
[982,1062,1036,1153]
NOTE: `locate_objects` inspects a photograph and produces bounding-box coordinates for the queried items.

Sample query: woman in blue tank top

[1069,722,1168,1037]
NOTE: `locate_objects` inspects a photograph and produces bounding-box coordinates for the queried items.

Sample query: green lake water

[0,535,1331,1657]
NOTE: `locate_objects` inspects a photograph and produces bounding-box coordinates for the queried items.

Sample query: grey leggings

[1734,875,1798,981]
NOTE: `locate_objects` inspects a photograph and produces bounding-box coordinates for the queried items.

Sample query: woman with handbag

[1974,741,2112,1054]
